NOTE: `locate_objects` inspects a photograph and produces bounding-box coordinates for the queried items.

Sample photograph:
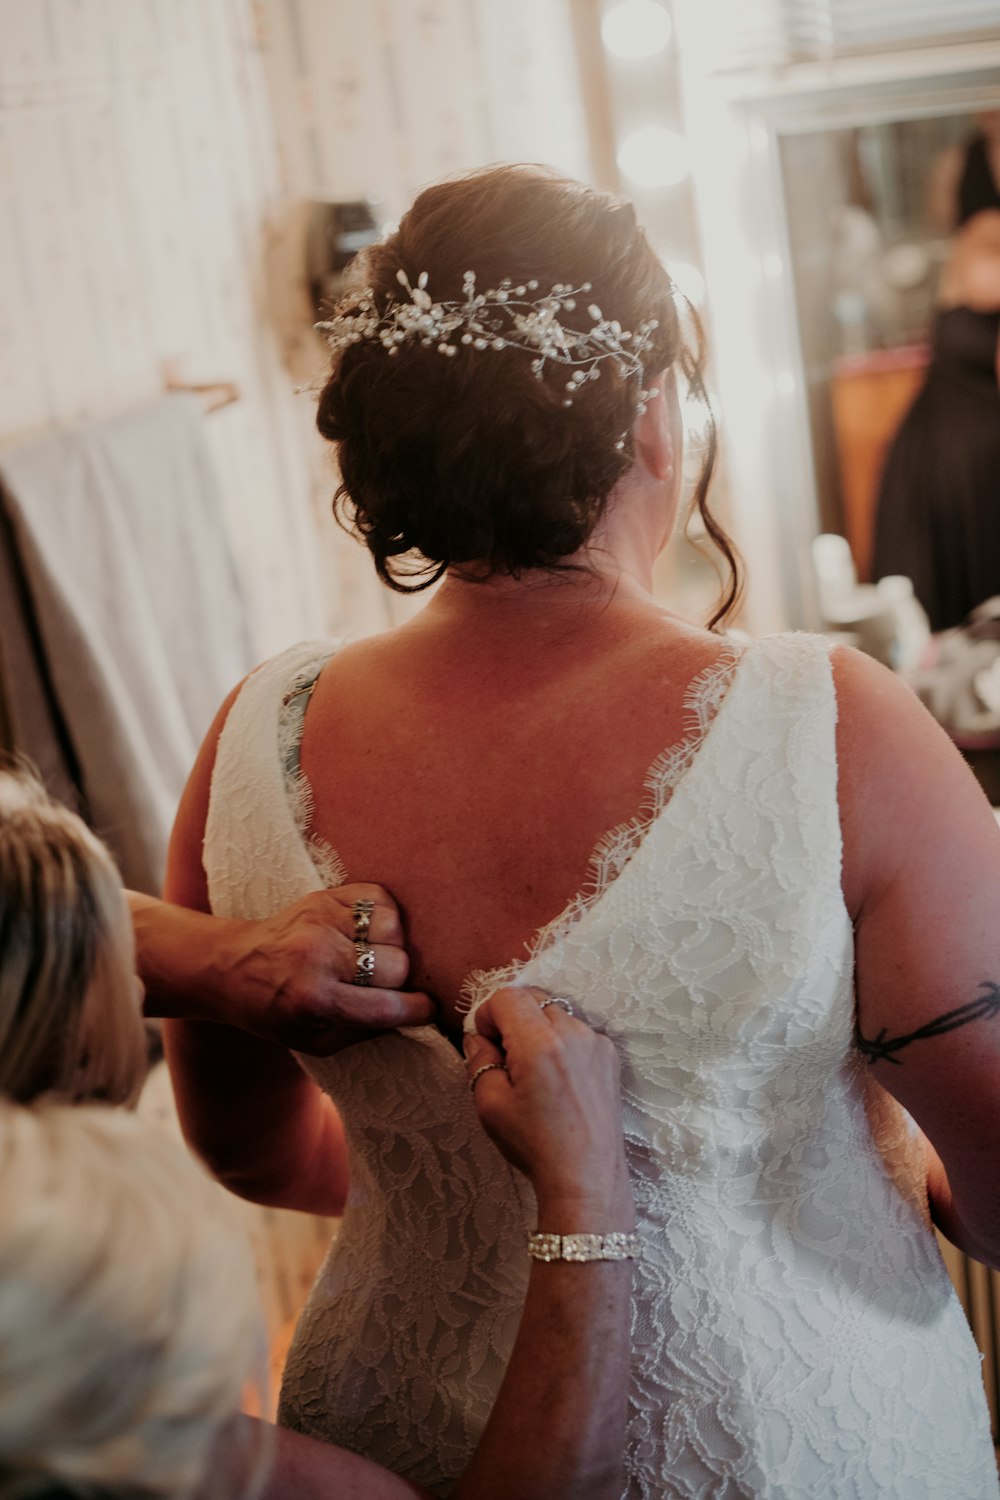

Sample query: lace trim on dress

[460,645,744,1015]
[274,640,743,1007]
[278,657,348,890]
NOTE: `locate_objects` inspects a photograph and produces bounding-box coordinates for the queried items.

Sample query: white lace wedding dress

[203,632,999,1499]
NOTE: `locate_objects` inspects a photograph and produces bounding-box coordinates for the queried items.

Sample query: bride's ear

[631,369,676,485]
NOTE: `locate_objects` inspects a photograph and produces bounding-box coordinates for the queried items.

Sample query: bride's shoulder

[253,638,341,683]
[633,611,746,682]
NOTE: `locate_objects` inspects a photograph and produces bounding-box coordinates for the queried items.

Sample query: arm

[131,887,432,1051]
[162,689,346,1214]
[837,647,1000,1267]
[161,688,427,1214]
[246,987,634,1500]
[455,989,634,1500]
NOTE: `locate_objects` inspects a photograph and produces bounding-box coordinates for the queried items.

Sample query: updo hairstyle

[0,766,147,1106]
[0,1098,266,1499]
[318,164,740,626]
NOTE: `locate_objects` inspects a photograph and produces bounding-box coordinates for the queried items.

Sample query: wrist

[533,1183,636,1237]
[207,919,274,1024]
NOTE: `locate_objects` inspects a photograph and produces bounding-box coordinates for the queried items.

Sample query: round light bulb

[602,0,673,60]
[617,126,690,189]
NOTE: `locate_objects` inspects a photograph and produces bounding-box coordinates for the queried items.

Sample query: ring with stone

[538,997,574,1017]
[353,941,376,987]
[352,898,375,943]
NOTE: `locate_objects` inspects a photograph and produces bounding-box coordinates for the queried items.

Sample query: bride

[164,164,1000,1497]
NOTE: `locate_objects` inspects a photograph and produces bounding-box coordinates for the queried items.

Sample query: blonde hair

[0,767,147,1105]
[0,1098,269,1499]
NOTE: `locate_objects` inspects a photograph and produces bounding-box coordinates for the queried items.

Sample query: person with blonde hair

[0,1099,267,1500]
[0,765,636,1499]
[0,767,147,1106]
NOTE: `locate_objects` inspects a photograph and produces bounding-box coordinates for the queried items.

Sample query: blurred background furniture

[829,345,929,580]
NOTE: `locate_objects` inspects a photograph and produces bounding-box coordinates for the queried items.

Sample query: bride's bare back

[300,587,725,1029]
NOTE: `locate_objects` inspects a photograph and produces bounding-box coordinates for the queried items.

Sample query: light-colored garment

[203,632,999,1499]
[0,395,255,891]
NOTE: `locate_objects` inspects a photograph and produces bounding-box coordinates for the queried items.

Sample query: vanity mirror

[781,103,997,587]
[681,35,1000,631]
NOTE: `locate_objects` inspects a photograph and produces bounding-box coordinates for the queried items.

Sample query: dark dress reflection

[872,123,1000,632]
[871,304,1000,632]
[959,132,1000,224]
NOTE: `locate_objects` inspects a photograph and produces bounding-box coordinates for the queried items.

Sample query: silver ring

[539,997,574,1017]
[352,899,375,943]
[468,1062,508,1093]
[352,941,376,987]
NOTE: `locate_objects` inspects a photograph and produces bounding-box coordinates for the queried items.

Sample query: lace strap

[277,656,347,889]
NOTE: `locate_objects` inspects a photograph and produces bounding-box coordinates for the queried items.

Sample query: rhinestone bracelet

[527,1231,640,1263]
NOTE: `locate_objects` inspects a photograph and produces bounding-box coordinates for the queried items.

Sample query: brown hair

[317,164,742,629]
[0,766,147,1106]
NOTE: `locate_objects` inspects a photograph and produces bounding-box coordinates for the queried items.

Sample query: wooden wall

[0,0,331,654]
[257,0,589,217]
[0,0,590,648]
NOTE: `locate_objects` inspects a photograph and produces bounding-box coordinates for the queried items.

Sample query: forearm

[454,1187,635,1500]
[128,891,260,1023]
[247,1202,634,1500]
[239,1234,633,1500]
[162,1017,349,1216]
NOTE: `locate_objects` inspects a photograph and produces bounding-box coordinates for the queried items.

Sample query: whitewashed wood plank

[0,0,55,97]
[0,114,52,433]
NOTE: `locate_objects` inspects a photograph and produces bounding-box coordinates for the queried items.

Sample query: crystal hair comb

[316,270,660,422]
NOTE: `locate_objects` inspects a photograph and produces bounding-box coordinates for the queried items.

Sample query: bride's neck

[427,557,654,625]
[417,455,677,628]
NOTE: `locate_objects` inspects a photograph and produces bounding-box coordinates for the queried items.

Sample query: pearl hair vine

[317,270,661,447]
